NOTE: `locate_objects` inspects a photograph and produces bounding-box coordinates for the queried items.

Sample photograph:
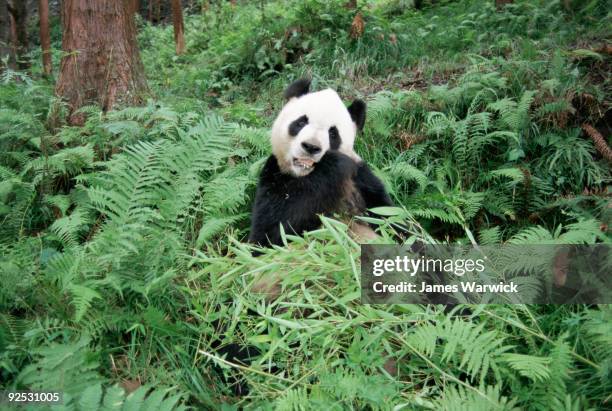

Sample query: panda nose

[301,141,321,155]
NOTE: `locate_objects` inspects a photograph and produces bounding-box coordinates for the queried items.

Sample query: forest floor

[1,1,611,410]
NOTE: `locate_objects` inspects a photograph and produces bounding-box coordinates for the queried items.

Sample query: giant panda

[213,81,396,395]
[248,78,393,247]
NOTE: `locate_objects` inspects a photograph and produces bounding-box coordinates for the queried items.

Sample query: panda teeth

[294,158,314,170]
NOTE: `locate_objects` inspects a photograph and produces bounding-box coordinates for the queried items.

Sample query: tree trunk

[38,0,52,75]
[495,0,513,9]
[171,0,185,55]
[345,0,357,9]
[7,0,29,69]
[0,0,13,69]
[55,0,148,125]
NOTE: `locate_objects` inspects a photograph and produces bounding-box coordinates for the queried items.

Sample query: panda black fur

[248,78,392,247]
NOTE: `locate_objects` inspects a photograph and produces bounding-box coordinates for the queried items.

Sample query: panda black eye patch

[329,126,341,150]
[289,115,309,137]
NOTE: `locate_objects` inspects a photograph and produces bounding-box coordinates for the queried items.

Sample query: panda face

[271,83,365,178]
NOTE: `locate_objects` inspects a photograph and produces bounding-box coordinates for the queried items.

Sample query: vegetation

[0,0,610,409]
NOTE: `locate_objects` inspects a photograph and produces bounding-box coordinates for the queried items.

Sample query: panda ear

[348,99,366,131]
[284,78,311,100]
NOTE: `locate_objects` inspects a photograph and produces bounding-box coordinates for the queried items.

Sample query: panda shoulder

[258,155,281,178]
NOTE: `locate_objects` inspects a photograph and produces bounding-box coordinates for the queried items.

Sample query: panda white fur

[248,78,393,247]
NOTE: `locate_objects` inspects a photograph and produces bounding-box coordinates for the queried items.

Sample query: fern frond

[501,353,551,382]
[558,219,606,244]
[388,162,428,191]
[67,283,103,322]
[479,227,502,245]
[49,208,92,249]
[407,318,511,384]
[434,384,519,411]
[509,226,554,244]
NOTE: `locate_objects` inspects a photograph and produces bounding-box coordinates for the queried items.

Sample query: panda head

[271,78,366,177]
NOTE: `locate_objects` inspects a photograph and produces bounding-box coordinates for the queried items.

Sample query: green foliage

[407,317,511,384]
[433,384,519,411]
[17,335,104,395]
[1,0,611,409]
[12,335,187,411]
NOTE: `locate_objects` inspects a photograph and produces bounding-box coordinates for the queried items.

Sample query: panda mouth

[293,157,315,170]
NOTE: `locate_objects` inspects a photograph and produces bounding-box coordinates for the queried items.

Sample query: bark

[0,0,12,69]
[7,0,29,69]
[55,0,148,125]
[495,0,513,9]
[345,0,357,9]
[39,0,52,75]
[171,0,185,55]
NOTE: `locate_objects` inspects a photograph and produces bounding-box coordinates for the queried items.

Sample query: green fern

[17,335,103,396]
[501,353,551,382]
[407,318,511,385]
[49,208,92,249]
[487,90,535,133]
[479,227,502,245]
[433,384,519,411]
[387,162,428,191]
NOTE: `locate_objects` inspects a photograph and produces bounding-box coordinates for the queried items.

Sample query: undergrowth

[1,0,610,410]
